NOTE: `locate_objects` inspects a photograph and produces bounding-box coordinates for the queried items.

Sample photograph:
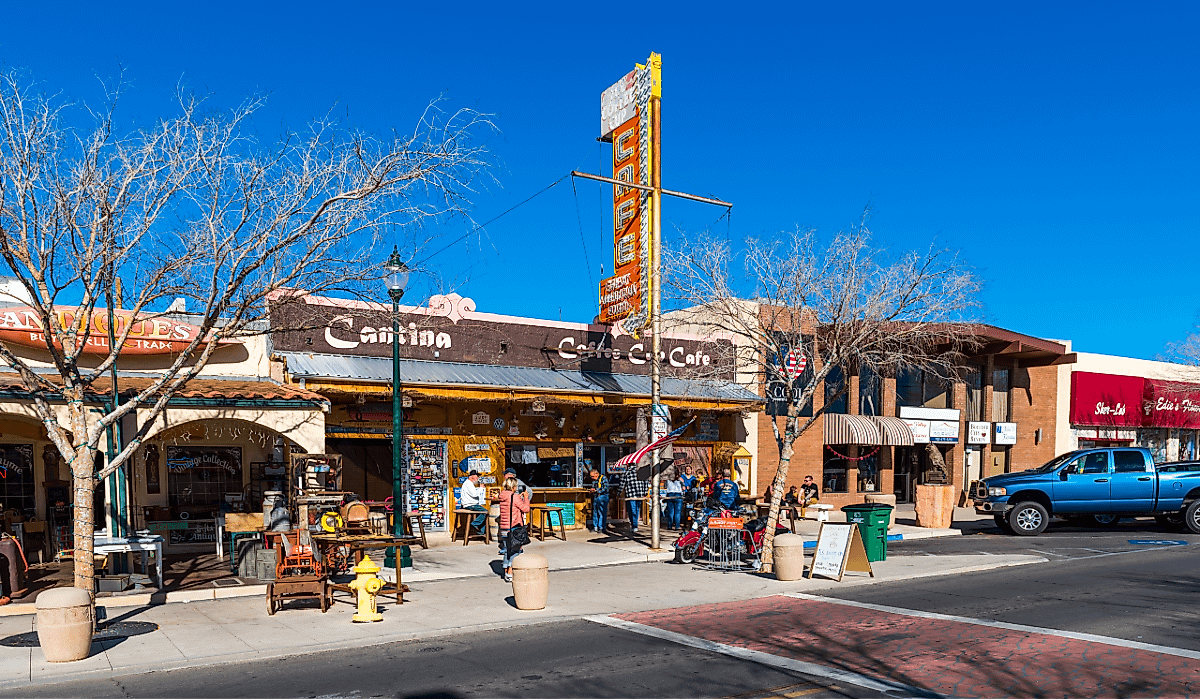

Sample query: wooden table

[529,505,567,541]
[451,508,490,546]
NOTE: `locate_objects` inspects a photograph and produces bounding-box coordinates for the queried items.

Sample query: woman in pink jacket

[496,476,530,582]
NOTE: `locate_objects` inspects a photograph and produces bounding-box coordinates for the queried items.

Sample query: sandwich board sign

[807,522,874,582]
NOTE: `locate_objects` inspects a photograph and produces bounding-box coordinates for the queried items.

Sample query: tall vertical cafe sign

[598,54,660,328]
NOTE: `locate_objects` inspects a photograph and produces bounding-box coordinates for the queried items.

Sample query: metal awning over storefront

[823,413,915,446]
[280,352,761,408]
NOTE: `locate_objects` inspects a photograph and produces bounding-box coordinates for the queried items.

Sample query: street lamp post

[383,246,410,569]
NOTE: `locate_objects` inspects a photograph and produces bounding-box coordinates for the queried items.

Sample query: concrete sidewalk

[0,543,1041,690]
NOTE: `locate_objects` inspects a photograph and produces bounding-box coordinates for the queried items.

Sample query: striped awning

[873,416,916,446]
[823,414,916,446]
[823,413,882,445]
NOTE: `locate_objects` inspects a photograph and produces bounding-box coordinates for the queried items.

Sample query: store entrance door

[894,447,920,503]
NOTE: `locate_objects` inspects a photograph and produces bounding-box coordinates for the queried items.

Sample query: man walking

[458,470,488,534]
[588,467,610,534]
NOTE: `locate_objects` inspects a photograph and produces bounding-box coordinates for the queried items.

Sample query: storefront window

[896,367,922,408]
[0,444,35,516]
[964,368,983,422]
[857,453,879,492]
[824,366,848,414]
[165,446,244,519]
[896,368,951,410]
[822,446,849,493]
[1138,428,1168,464]
[1180,430,1197,461]
[993,369,1010,422]
[859,367,881,416]
[505,444,577,487]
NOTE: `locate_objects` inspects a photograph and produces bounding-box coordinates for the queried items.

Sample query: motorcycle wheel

[673,541,700,564]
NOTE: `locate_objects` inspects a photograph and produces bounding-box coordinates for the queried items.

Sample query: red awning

[1070,372,1144,428]
[1144,379,1200,430]
[1072,371,1200,430]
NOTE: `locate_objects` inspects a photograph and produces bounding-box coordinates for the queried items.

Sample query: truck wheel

[1185,501,1200,535]
[1088,514,1121,528]
[993,515,1014,534]
[1008,502,1049,536]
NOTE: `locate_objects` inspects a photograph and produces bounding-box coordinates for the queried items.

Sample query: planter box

[914,484,955,529]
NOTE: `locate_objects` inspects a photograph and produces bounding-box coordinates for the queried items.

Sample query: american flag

[614,419,695,467]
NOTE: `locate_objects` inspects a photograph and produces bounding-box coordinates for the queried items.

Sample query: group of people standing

[587,462,741,534]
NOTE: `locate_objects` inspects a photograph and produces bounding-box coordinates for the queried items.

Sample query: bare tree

[666,216,980,571]
[0,70,492,590]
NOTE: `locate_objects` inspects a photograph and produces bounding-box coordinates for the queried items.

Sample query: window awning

[823,414,915,446]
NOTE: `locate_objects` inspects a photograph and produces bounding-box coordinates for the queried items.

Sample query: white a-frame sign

[807,522,874,582]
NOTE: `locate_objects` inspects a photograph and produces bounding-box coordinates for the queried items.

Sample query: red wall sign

[1071,371,1200,430]
[1143,379,1200,430]
[0,306,214,355]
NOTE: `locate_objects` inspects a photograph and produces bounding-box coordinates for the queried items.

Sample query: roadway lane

[16,620,886,699]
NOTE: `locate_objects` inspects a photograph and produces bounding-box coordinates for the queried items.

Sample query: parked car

[971,447,1200,536]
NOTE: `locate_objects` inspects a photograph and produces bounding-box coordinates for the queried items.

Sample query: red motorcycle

[673,502,791,566]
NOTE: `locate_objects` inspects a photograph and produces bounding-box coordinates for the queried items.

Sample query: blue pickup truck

[971,447,1200,536]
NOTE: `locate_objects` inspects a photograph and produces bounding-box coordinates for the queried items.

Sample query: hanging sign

[968,422,991,444]
[807,523,874,582]
[598,54,659,329]
[994,422,1018,445]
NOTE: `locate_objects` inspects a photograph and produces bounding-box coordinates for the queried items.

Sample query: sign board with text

[994,422,1018,445]
[968,422,991,444]
[807,523,874,582]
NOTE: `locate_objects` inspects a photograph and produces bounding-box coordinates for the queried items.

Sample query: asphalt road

[18,619,883,699]
[15,520,1200,699]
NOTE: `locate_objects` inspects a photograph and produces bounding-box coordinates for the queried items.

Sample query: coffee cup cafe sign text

[271,294,734,380]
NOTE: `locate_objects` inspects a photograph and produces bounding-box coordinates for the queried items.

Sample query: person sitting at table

[679,464,697,491]
[800,475,820,514]
[762,482,775,503]
[495,476,530,582]
[459,470,488,535]
[784,485,801,506]
[696,468,715,496]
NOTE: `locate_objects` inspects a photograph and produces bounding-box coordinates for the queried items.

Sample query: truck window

[1081,453,1109,474]
[1113,450,1148,473]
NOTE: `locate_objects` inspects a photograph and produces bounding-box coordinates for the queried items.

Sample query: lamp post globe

[384,246,409,567]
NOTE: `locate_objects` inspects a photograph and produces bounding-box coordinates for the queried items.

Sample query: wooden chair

[405,511,429,549]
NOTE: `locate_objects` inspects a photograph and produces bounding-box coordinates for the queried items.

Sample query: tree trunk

[759,417,798,573]
[71,449,96,592]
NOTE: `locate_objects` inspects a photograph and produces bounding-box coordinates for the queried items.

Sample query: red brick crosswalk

[615,596,1199,698]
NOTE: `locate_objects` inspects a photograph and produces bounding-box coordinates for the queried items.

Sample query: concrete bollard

[864,494,898,530]
[35,587,94,662]
[772,533,807,581]
[511,552,548,610]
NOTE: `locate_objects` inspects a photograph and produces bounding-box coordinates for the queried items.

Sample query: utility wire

[571,177,595,290]
[418,174,571,265]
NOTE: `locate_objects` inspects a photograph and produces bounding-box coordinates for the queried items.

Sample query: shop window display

[822,446,849,493]
[0,444,35,516]
[1137,428,1168,464]
[165,446,243,519]
[857,453,879,492]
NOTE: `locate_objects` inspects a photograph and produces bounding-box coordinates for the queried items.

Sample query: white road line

[584,615,938,698]
[783,594,1200,660]
[1026,549,1067,557]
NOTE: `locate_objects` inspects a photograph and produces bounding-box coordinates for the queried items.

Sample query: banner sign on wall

[929,420,960,443]
[994,423,1017,445]
[968,422,991,444]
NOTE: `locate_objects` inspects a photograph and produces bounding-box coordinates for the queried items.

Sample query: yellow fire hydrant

[348,555,384,623]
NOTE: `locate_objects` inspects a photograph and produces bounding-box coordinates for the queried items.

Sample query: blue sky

[2,2,1197,360]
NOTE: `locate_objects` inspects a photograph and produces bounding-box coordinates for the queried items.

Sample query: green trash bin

[841,503,893,562]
